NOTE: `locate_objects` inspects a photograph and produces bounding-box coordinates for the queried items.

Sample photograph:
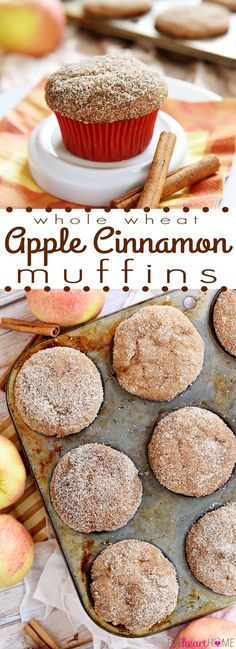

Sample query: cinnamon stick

[111,154,220,209]
[63,635,92,649]
[24,619,60,648]
[0,318,60,337]
[137,131,177,208]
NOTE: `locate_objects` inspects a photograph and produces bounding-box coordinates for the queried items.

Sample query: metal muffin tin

[7,290,236,638]
[64,0,236,68]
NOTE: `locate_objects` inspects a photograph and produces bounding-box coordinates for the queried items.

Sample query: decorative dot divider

[3,286,231,293]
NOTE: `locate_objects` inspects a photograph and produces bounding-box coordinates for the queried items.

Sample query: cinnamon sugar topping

[50,444,142,532]
[113,306,204,401]
[149,406,236,497]
[45,55,168,123]
[213,289,236,356]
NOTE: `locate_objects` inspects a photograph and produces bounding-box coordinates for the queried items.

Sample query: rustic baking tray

[7,290,236,638]
[64,0,236,68]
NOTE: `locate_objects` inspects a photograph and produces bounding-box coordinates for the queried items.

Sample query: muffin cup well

[55,109,158,162]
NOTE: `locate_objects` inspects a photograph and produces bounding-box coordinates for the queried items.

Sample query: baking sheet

[64,0,236,68]
[7,290,236,638]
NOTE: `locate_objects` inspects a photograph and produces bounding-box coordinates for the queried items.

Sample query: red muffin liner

[55,110,158,162]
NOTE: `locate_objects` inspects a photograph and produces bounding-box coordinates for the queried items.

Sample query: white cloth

[19,540,236,649]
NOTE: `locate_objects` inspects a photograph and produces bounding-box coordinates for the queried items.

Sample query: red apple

[0,0,65,57]
[26,289,106,327]
[0,515,34,587]
[171,617,236,649]
[0,435,26,510]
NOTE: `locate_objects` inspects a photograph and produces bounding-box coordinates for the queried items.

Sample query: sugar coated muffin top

[213,289,236,356]
[45,55,168,123]
[113,305,204,401]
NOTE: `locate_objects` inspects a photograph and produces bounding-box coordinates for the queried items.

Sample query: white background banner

[0,209,236,289]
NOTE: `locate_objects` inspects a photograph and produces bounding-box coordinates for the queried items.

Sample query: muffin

[14,347,103,436]
[91,540,179,632]
[148,407,236,497]
[113,306,204,401]
[45,55,168,163]
[213,289,236,356]
[50,444,142,532]
[186,503,236,595]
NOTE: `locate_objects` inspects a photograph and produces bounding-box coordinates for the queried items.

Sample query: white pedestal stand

[29,112,187,206]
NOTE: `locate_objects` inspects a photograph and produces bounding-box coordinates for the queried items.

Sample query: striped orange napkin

[0,79,235,208]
